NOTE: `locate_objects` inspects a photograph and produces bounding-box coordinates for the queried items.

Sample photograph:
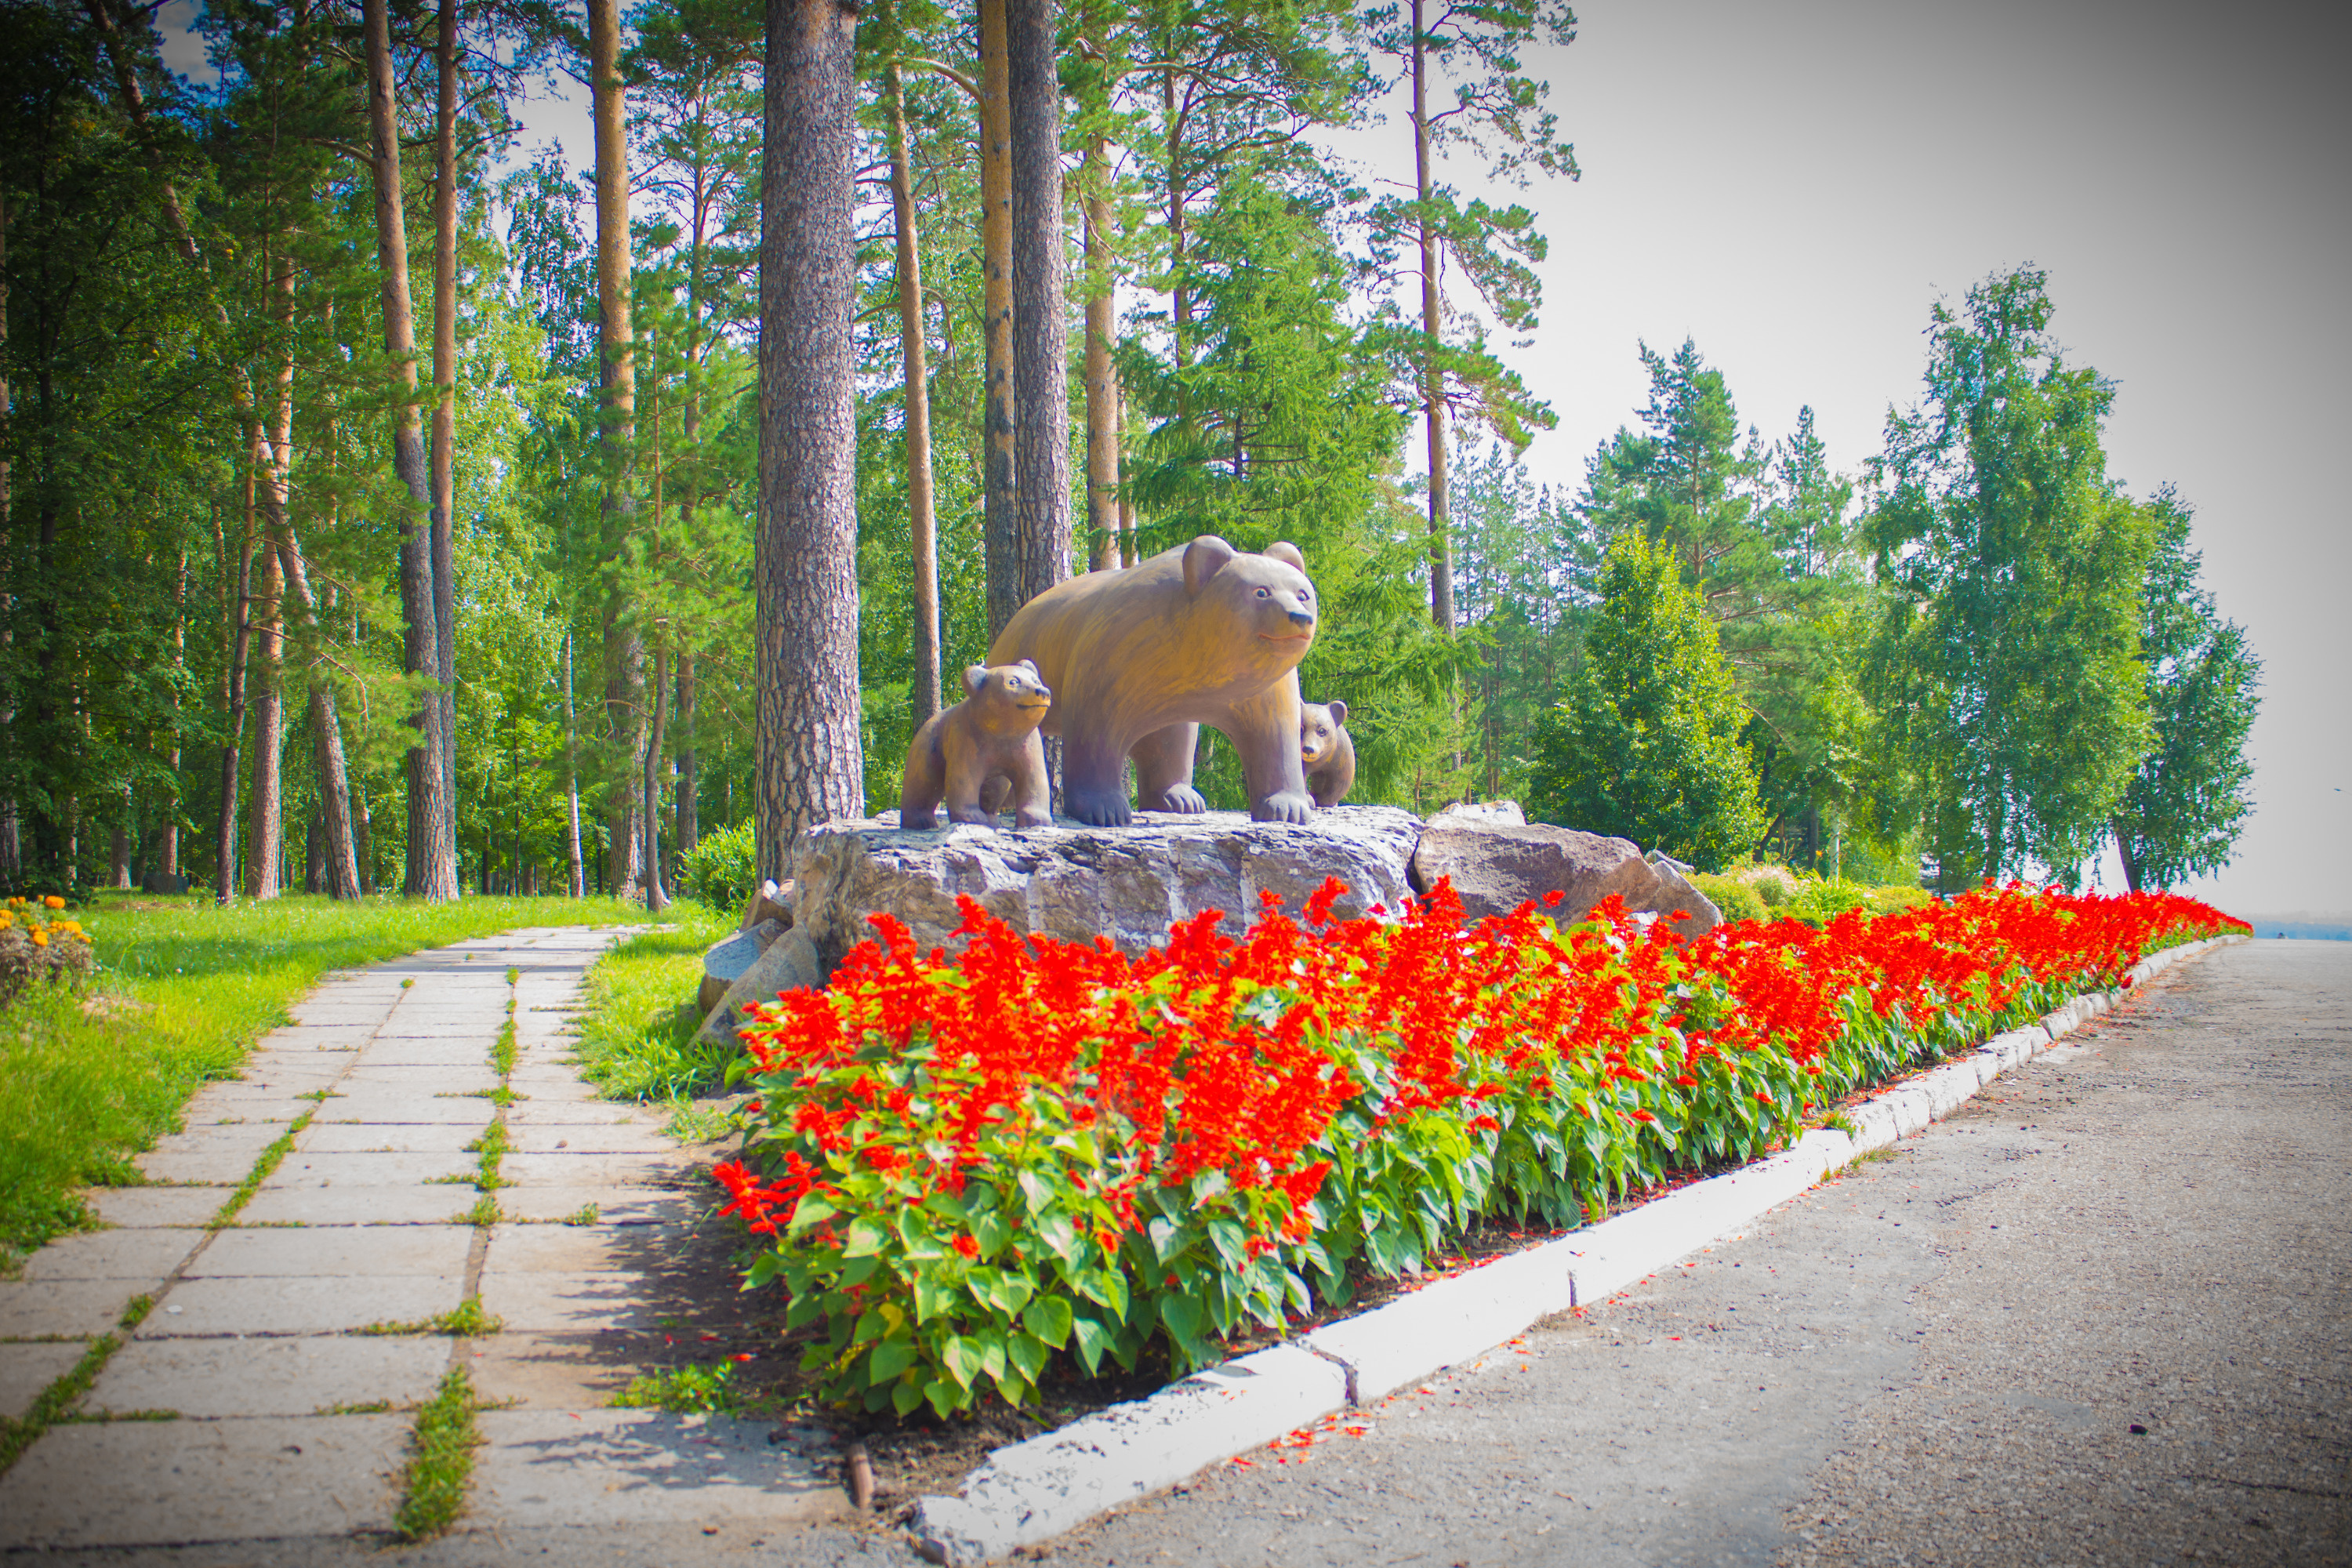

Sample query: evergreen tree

[2110,489,2261,891]
[1528,532,1766,870]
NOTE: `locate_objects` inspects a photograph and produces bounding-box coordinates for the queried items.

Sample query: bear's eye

[1255,586,1270,598]
[1006,677,1022,689]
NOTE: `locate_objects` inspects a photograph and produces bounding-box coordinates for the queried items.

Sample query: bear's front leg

[1226,679,1312,824]
[1131,724,1206,814]
[1058,734,1134,826]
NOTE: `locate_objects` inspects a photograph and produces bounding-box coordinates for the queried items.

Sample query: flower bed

[0,896,95,1012]
[715,880,2241,1421]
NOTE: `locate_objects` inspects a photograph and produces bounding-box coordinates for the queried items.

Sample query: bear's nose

[1287,610,1316,630]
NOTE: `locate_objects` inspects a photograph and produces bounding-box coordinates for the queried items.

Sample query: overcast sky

[158,0,2348,916]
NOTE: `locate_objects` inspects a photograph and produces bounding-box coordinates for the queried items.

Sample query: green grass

[0,1294,154,1478]
[608,1359,744,1414]
[0,893,633,1265]
[393,1367,481,1541]
[574,903,739,1104]
[358,1294,505,1338]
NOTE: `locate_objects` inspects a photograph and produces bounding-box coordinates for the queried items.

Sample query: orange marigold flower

[43,895,65,909]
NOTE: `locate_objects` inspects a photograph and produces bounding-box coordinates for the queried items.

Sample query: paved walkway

[0,926,846,1557]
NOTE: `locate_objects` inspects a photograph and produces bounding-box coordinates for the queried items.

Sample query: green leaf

[1036,1210,1080,1265]
[786,1197,838,1238]
[973,1207,1014,1259]
[891,1378,925,1416]
[941,1336,985,1391]
[912,1273,958,1323]
[1069,1312,1114,1376]
[896,1208,947,1262]
[869,1336,918,1383]
[1159,1294,1209,1360]
[1021,1294,1074,1349]
[843,1218,890,1258]
[1007,1330,1051,1385]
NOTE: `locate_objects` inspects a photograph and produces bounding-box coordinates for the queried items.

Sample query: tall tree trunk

[674,656,698,855]
[1116,381,1135,565]
[0,191,14,884]
[161,543,185,880]
[431,0,461,857]
[590,0,645,898]
[1008,0,1070,611]
[1162,68,1192,415]
[365,0,459,900]
[276,524,360,902]
[643,641,669,910]
[109,786,132,888]
[758,0,866,877]
[2111,817,2143,894]
[563,630,585,898]
[1083,123,1118,572]
[215,493,254,905]
[884,60,943,723]
[979,0,1019,638]
[248,543,285,899]
[1410,0,1454,633]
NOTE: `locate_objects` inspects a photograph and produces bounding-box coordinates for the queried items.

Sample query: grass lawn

[0,891,637,1265]
[571,903,740,1136]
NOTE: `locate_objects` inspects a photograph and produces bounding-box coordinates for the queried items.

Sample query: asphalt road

[1021,938,2352,1568]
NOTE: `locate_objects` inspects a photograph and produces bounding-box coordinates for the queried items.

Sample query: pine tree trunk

[110,786,131,889]
[215,493,254,905]
[248,543,285,899]
[591,0,645,898]
[675,655,699,855]
[161,543,184,880]
[884,60,943,724]
[2111,817,2143,894]
[1083,111,1119,572]
[1008,0,1070,611]
[0,191,13,884]
[643,641,669,911]
[563,631,585,898]
[1410,0,1454,633]
[1116,382,1135,565]
[431,0,461,858]
[980,0,1019,639]
[757,0,866,877]
[364,0,459,901]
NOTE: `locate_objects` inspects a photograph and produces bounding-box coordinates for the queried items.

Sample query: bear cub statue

[1300,700,1356,808]
[899,660,1054,830]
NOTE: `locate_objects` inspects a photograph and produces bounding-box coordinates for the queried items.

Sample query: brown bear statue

[1301,700,1355,808]
[898,660,1054,830]
[986,535,1319,826]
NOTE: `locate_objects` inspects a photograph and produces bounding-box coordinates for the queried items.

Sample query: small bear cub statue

[900,660,1054,830]
[1300,700,1355,808]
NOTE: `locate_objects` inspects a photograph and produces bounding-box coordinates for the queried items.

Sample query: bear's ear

[1327,699,1348,728]
[1265,541,1308,574]
[962,664,992,697]
[1182,535,1238,595]
[1016,658,1040,677]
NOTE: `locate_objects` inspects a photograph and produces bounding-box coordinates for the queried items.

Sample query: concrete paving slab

[494,1186,702,1226]
[313,1094,495,1125]
[178,1096,308,1126]
[0,1341,87,1419]
[143,1123,285,1161]
[263,1151,474,1187]
[477,1269,662,1334]
[88,1335,451,1417]
[0,1412,405,1547]
[504,1102,657,1130]
[149,1272,463,1335]
[79,1187,225,1228]
[481,1224,691,1274]
[280,1004,394,1023]
[254,1025,379,1047]
[359,1040,499,1066]
[499,1152,695,1187]
[132,1151,254,1185]
[19,1229,199,1283]
[339,1065,498,1093]
[471,1410,848,1530]
[503,1122,672,1155]
[460,1330,644,1410]
[0,1279,136,1339]
[233,1185,481,1226]
[298,1122,481,1155]
[191,1225,474,1279]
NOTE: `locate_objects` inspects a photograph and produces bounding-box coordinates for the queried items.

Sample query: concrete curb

[911,932,2245,1565]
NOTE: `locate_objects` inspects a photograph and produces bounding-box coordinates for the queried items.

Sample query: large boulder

[1409,807,1721,936]
[695,918,787,1017]
[787,805,1424,978]
[695,924,826,1048]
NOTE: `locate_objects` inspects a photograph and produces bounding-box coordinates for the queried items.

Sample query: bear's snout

[1287,610,1315,629]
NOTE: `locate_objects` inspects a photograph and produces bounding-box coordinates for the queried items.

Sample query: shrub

[1755,876,1790,909]
[1688,873,1766,926]
[677,822,757,915]
[0,899,96,1012]
[717,880,2240,1421]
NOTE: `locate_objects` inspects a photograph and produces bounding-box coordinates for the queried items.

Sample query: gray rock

[1426,800,1526,829]
[737,879,793,934]
[1408,817,1720,936]
[695,926,826,1049]
[786,806,1424,977]
[695,920,786,1018]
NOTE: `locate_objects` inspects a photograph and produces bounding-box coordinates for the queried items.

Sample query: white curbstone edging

[913,1345,1348,1565]
[909,931,2248,1561]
